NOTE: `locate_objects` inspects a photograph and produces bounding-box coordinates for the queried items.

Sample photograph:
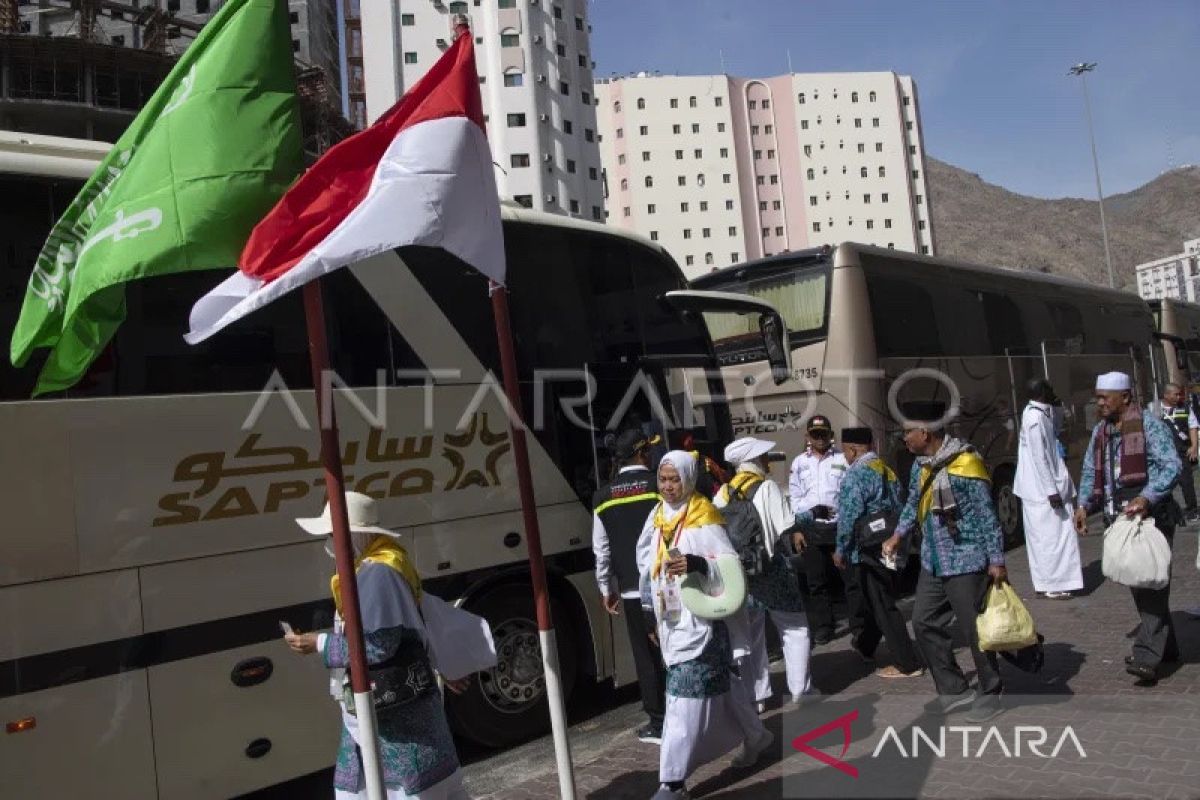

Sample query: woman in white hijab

[637,451,773,800]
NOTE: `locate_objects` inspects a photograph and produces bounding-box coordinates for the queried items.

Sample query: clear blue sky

[589,0,1200,200]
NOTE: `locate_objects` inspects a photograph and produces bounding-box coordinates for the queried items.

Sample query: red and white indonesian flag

[185,29,503,344]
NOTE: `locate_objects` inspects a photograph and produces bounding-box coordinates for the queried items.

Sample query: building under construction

[0,0,349,153]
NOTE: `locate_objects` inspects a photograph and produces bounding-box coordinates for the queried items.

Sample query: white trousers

[741,606,812,702]
[1022,500,1084,593]
[334,769,470,800]
[659,668,767,783]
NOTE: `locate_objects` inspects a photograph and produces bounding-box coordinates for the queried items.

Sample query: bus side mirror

[759,313,791,385]
[1176,349,1188,371]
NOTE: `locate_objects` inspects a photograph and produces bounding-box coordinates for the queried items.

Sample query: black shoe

[637,723,663,744]
[1125,662,1158,684]
[965,694,1004,724]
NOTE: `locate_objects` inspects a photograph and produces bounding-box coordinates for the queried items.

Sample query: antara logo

[791,709,860,778]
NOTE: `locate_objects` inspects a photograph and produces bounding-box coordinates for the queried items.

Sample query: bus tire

[992,466,1025,550]
[446,583,578,749]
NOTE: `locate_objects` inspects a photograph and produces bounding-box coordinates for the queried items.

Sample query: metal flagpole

[303,279,386,800]
[489,280,578,800]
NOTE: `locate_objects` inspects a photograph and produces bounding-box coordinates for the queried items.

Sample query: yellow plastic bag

[976,582,1038,652]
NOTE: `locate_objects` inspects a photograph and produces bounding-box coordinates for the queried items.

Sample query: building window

[553,5,563,19]
[921,245,930,255]
[705,252,714,265]
[715,97,724,107]
[870,91,878,102]
[728,226,737,236]
[112,34,125,45]
[644,176,653,187]
[569,199,580,214]
[618,154,626,165]
[775,226,784,236]
[910,145,917,155]
[560,81,570,95]
[670,98,679,109]
[754,149,762,160]
[702,228,711,238]
[916,195,923,204]
[759,201,768,211]
[639,125,648,135]
[756,176,765,186]
[772,200,781,210]
[672,124,681,134]
[503,72,523,87]
[511,153,530,168]
[613,100,621,112]
[683,229,692,239]
[501,33,520,47]
[767,149,776,159]
[866,219,874,229]
[650,231,658,241]
[876,142,884,153]
[854,118,862,128]
[567,160,577,174]
[801,120,809,130]
[723,174,731,184]
[761,227,770,238]
[860,167,868,178]
[505,113,526,128]
[619,178,628,191]
[906,121,914,130]
[616,128,624,139]
[806,168,814,179]
[884,219,892,228]
[700,201,708,211]
[401,13,415,25]
[642,151,651,161]
[725,200,734,210]
[675,149,684,160]
[689,96,697,108]
[872,118,880,128]
[762,99,771,109]
[575,15,584,31]
[686,255,694,266]
[499,0,516,7]
[879,166,886,177]
[902,95,910,106]
[556,43,566,56]
[514,194,533,208]
[804,145,812,156]
[812,221,821,232]
[585,128,594,142]
[770,175,778,185]
[477,74,485,84]
[749,100,757,109]
[693,149,702,159]
[198,0,211,11]
[918,220,927,230]
[863,194,871,203]
[681,202,689,212]
[404,51,418,64]
[637,98,646,109]
[563,120,573,134]
[692,123,700,134]
[578,54,587,68]
[582,91,591,104]
[857,143,865,153]
[798,92,806,104]
[720,147,729,158]
[751,125,760,135]
[912,169,920,179]
[677,176,686,186]
[717,122,726,132]
[623,207,631,217]
[647,204,656,214]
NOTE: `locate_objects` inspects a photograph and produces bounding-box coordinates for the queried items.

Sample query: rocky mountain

[927,158,1200,290]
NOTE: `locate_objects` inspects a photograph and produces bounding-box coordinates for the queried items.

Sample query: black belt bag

[806,517,838,547]
[855,510,898,550]
[343,639,437,716]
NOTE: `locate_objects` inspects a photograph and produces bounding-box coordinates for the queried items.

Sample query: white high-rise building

[1135,238,1200,301]
[357,0,604,221]
[595,71,935,277]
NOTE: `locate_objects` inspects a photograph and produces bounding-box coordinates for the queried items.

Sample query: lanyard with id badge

[656,517,686,625]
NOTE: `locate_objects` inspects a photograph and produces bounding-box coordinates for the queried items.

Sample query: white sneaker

[652,784,691,799]
[731,728,774,767]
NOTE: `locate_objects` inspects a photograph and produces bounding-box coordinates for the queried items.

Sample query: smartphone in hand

[279,621,295,636]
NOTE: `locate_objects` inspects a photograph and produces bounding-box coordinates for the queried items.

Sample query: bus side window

[980,292,1029,355]
[866,276,941,357]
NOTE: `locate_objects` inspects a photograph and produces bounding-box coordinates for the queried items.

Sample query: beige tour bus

[0,131,789,798]
[691,242,1160,547]
[1148,297,1200,388]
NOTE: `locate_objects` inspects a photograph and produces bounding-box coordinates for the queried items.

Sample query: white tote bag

[1101,516,1172,590]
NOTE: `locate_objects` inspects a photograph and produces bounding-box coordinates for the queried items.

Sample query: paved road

[468,523,1200,799]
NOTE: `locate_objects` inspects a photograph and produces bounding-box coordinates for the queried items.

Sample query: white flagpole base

[539,628,577,800]
[352,691,387,800]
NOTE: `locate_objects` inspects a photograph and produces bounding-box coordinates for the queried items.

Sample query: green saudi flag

[9,0,302,395]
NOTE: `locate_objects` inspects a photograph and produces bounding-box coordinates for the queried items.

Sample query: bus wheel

[446,584,578,749]
[993,467,1025,550]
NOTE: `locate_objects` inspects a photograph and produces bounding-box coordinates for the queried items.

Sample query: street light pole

[1069,62,1116,289]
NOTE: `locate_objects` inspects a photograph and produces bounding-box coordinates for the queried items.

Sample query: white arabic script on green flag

[9,0,302,395]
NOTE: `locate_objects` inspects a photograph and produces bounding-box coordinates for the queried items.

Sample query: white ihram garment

[1014,401,1083,593]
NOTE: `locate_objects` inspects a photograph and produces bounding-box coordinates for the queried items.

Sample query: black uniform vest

[592,467,659,593]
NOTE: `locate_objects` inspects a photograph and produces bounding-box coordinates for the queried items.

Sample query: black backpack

[722,475,769,577]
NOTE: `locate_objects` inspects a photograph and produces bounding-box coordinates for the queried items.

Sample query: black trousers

[912,569,1002,697]
[853,562,922,673]
[622,598,666,726]
[1179,460,1197,512]
[1130,521,1180,668]
[801,543,864,638]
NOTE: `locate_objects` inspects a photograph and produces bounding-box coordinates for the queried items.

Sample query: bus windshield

[699,260,830,349]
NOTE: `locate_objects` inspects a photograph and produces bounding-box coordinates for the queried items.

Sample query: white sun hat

[295,491,399,538]
[724,436,776,466]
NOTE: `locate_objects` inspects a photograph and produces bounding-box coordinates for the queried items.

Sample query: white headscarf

[658,449,698,513]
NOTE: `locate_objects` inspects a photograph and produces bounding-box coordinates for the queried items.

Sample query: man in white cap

[283,492,480,799]
[716,437,814,709]
[1075,372,1182,685]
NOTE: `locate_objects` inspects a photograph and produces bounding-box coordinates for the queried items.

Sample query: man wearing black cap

[593,428,666,742]
[883,401,1007,721]
[790,415,852,644]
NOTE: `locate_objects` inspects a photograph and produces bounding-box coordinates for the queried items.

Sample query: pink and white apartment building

[596,72,935,277]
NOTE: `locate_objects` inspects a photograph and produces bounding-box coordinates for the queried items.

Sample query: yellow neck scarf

[916,451,990,523]
[864,458,898,483]
[331,535,423,615]
[650,493,725,578]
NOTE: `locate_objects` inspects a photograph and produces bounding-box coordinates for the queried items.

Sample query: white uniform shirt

[789,446,849,516]
[713,463,795,558]
[1014,400,1075,502]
